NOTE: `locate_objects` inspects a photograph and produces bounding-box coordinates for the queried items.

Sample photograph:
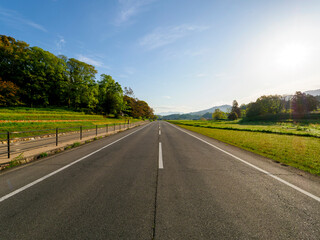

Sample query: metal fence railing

[0,121,145,160]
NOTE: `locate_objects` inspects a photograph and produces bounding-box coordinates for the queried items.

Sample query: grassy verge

[175,124,320,176]
[0,107,140,140]
[170,119,320,138]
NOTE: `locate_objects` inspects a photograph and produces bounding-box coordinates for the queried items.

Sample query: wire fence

[0,121,144,160]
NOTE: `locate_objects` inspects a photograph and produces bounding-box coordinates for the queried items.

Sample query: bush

[228,112,238,120]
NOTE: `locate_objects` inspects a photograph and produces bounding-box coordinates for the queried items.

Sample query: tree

[123,94,155,119]
[66,58,98,110]
[228,100,241,120]
[291,91,318,117]
[0,35,156,115]
[231,100,241,117]
[228,111,238,120]
[246,95,284,119]
[98,74,124,115]
[212,109,226,120]
[0,78,22,106]
[124,87,134,97]
[0,35,30,89]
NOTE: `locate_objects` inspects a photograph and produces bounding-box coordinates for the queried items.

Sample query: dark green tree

[66,58,98,110]
[98,74,124,115]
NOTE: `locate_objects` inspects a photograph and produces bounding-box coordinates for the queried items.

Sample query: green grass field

[170,120,320,176]
[171,119,320,138]
[0,107,138,140]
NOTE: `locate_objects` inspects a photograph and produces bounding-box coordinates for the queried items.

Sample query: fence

[0,121,144,160]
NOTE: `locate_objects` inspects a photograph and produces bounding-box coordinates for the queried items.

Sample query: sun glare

[275,43,309,68]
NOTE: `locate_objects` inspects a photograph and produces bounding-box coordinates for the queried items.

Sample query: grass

[170,119,320,138]
[174,123,320,176]
[0,107,139,140]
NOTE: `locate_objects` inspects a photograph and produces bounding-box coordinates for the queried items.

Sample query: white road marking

[0,123,152,203]
[168,122,320,203]
[159,142,163,169]
[159,130,161,135]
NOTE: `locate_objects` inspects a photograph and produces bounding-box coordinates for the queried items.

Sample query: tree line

[0,35,155,119]
[213,92,320,121]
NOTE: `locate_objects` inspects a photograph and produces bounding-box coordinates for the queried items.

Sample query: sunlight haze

[1,0,319,114]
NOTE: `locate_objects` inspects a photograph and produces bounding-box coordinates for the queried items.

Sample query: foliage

[246,95,284,119]
[228,111,238,120]
[212,109,226,120]
[98,74,124,115]
[291,91,318,117]
[123,95,155,119]
[0,35,154,119]
[230,100,241,118]
[0,78,22,106]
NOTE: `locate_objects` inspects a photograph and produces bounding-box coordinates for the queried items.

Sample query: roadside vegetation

[0,35,156,120]
[0,107,140,140]
[174,124,320,176]
[170,119,320,138]
[169,91,320,176]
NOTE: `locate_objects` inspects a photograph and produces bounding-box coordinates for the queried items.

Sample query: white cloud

[56,36,66,53]
[162,96,171,99]
[0,7,47,32]
[77,54,110,69]
[116,0,155,25]
[139,25,209,50]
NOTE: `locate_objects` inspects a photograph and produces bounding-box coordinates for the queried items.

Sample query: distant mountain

[282,89,320,101]
[159,104,231,120]
[189,104,231,116]
[304,89,320,96]
[157,111,184,116]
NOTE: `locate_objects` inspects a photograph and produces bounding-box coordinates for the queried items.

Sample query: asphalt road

[0,121,319,239]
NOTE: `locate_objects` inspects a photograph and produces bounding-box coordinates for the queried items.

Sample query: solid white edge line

[159,142,163,169]
[167,122,320,203]
[0,123,152,203]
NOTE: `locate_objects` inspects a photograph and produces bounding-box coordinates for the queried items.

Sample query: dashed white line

[168,122,320,203]
[159,142,163,169]
[0,123,152,203]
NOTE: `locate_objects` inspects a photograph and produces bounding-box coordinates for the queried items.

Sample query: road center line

[159,142,163,169]
[0,123,152,203]
[168,122,320,203]
[159,130,161,135]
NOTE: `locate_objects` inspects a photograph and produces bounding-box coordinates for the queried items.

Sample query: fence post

[96,125,98,136]
[56,128,58,146]
[80,126,82,140]
[7,131,10,159]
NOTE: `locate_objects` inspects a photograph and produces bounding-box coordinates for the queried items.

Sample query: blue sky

[1,0,320,114]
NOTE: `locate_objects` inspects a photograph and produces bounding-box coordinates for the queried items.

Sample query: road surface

[0,121,319,239]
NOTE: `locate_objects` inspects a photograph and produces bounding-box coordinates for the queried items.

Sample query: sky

[1,0,320,114]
